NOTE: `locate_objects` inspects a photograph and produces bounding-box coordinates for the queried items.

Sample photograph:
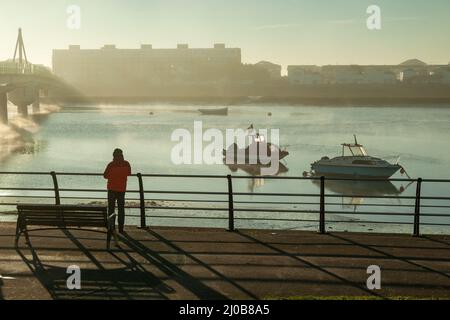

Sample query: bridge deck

[0,222,449,300]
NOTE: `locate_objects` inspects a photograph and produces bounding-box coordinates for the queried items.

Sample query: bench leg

[15,219,21,245]
[15,217,26,245]
[24,228,31,245]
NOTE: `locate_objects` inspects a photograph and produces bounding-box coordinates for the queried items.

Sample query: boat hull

[311,163,401,179]
[198,107,228,115]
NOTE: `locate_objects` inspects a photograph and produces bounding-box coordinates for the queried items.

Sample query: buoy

[268,112,272,116]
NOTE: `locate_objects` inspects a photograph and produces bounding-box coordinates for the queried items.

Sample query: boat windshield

[342,144,368,156]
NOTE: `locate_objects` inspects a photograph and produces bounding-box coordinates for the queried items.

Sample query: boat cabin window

[342,145,368,157]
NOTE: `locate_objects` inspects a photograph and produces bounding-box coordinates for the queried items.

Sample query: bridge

[0,29,73,124]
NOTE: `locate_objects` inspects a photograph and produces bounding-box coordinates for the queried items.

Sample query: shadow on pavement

[15,228,173,300]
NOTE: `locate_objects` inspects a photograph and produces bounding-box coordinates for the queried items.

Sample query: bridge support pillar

[0,92,7,124]
[18,104,29,117]
[32,95,40,113]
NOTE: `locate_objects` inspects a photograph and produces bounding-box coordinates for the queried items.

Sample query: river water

[1,103,450,234]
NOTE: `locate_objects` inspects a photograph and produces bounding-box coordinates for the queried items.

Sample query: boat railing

[0,171,449,236]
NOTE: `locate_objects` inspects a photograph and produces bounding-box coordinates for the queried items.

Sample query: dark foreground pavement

[0,222,449,300]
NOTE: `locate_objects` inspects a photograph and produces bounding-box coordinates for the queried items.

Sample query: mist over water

[0,103,449,234]
[0,104,60,161]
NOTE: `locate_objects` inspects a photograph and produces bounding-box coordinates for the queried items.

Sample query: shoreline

[44,83,450,106]
[44,96,450,107]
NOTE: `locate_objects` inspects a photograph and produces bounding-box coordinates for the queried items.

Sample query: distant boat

[223,132,289,164]
[309,136,402,179]
[198,107,228,116]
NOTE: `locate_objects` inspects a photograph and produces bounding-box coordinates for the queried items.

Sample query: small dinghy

[198,107,228,116]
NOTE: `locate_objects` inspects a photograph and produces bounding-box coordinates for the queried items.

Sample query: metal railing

[1,171,450,236]
[0,62,52,76]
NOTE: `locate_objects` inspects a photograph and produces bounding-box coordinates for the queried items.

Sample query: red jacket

[103,158,132,192]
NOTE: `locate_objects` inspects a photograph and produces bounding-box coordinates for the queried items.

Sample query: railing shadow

[328,233,450,281]
[234,230,385,298]
[118,230,229,300]
[15,228,173,300]
[145,228,259,299]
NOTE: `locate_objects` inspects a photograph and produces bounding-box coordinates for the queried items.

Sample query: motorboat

[223,132,289,165]
[198,107,228,116]
[309,136,402,179]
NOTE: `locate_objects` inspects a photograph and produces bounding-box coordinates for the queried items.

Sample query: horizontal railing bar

[59,196,140,201]
[0,187,54,191]
[144,190,228,195]
[234,208,320,213]
[145,215,228,220]
[2,201,449,219]
[2,194,448,209]
[324,220,414,225]
[2,188,448,201]
[141,174,227,179]
[324,211,413,216]
[324,194,417,199]
[144,206,228,211]
[231,175,419,182]
[418,196,450,200]
[331,211,450,218]
[234,218,319,222]
[146,198,227,203]
[4,171,450,183]
[325,220,450,227]
[58,189,140,193]
[0,172,53,175]
[234,192,320,197]
[144,215,319,223]
[0,195,56,199]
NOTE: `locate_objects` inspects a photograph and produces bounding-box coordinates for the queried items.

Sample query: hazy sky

[1,0,449,72]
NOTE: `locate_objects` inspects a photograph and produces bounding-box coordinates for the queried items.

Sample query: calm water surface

[1,103,450,234]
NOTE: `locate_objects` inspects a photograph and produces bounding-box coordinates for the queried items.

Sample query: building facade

[254,61,282,79]
[52,43,242,96]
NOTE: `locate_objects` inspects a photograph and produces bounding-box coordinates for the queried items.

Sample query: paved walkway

[0,222,449,299]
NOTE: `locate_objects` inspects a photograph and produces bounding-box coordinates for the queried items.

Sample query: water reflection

[311,178,408,209]
[225,162,289,193]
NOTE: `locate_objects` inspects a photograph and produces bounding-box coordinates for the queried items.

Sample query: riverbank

[1,223,449,299]
[44,83,450,106]
[43,96,450,106]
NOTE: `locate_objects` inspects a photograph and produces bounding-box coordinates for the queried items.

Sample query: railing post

[319,176,326,234]
[50,171,60,205]
[413,178,422,237]
[137,173,146,228]
[227,175,235,231]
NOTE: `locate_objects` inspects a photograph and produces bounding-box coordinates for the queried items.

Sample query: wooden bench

[16,204,116,249]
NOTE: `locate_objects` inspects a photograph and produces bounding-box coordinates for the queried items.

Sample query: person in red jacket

[103,148,132,233]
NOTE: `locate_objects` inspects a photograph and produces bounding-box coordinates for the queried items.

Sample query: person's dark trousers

[108,190,126,232]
